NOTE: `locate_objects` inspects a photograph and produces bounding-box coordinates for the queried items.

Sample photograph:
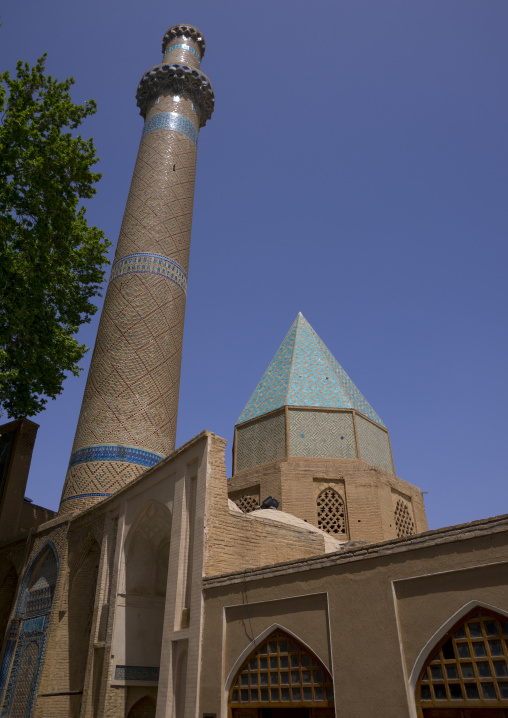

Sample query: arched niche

[0,542,59,718]
[124,500,172,597]
[127,694,156,718]
[68,539,101,697]
[414,605,508,717]
[227,627,334,718]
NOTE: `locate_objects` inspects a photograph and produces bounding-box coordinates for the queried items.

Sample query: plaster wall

[200,516,508,718]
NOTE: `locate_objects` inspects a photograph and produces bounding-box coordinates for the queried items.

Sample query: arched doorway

[415,607,508,717]
[228,629,334,718]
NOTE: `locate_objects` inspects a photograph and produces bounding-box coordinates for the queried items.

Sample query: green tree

[0,54,111,418]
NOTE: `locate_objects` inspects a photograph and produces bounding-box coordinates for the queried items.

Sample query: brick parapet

[203,513,508,588]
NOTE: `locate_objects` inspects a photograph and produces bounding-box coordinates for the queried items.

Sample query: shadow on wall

[123,500,172,699]
[68,538,101,714]
[128,694,156,718]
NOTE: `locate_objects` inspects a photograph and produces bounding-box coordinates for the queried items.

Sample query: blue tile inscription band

[110,253,188,294]
[141,111,198,147]
[163,43,201,62]
[114,665,160,681]
[68,445,164,470]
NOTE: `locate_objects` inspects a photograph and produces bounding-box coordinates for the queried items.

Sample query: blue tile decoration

[237,313,385,428]
[1,544,58,718]
[110,252,188,294]
[237,320,298,424]
[163,43,201,62]
[68,445,164,469]
[141,111,198,147]
[114,665,160,682]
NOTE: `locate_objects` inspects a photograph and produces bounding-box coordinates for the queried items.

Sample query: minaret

[59,25,214,514]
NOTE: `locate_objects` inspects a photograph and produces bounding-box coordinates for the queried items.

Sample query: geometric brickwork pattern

[394,499,415,537]
[235,412,286,473]
[317,488,347,535]
[60,32,212,515]
[289,410,357,459]
[0,545,58,718]
[233,495,259,513]
[229,629,334,707]
[356,415,393,474]
[417,608,508,708]
[238,313,385,427]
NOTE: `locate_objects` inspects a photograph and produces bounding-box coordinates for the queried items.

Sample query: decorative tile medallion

[114,665,160,682]
[69,445,164,469]
[141,111,198,147]
[110,253,188,294]
[163,44,201,62]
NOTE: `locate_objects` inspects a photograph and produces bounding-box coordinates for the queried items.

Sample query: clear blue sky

[2,0,507,529]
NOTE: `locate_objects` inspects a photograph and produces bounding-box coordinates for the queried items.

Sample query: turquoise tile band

[163,44,201,62]
[68,445,164,470]
[141,111,198,147]
[110,253,188,294]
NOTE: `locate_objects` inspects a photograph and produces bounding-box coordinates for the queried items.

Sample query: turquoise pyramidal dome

[237,313,385,428]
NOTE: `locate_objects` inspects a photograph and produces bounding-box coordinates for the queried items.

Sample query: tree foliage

[0,55,111,418]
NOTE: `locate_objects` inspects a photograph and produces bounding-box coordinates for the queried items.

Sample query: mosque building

[0,23,507,718]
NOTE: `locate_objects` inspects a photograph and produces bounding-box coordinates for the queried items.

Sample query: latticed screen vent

[394,498,415,537]
[317,488,347,535]
[234,495,258,514]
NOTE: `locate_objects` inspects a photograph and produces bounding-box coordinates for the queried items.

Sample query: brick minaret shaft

[59,25,214,514]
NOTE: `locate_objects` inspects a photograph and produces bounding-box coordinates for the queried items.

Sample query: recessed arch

[225,625,334,718]
[0,541,59,718]
[124,500,172,596]
[410,601,508,690]
[127,694,156,718]
[411,602,508,717]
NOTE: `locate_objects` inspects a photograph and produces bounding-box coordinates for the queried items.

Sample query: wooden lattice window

[394,498,415,537]
[317,488,347,535]
[234,495,258,514]
[416,608,508,714]
[229,629,334,708]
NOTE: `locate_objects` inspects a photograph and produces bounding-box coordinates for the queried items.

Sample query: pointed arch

[15,540,59,615]
[0,541,59,717]
[411,602,508,715]
[317,487,347,535]
[226,625,334,714]
[127,694,156,718]
[124,500,172,596]
[68,538,101,692]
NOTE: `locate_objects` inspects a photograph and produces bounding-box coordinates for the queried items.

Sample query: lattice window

[24,549,58,615]
[229,629,334,707]
[317,488,347,535]
[234,495,259,514]
[394,498,415,537]
[417,609,508,711]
